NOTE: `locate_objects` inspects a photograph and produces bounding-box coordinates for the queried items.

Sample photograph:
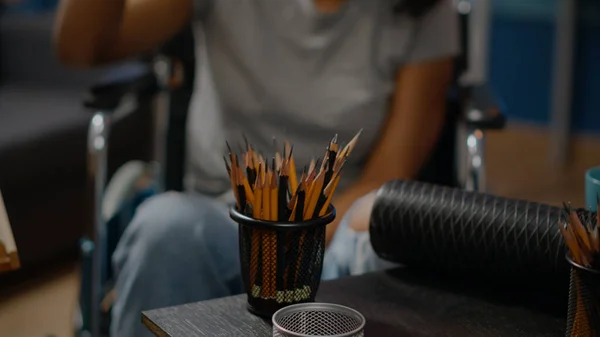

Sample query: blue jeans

[111,192,395,337]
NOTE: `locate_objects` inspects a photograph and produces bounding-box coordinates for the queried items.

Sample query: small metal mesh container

[272,303,365,337]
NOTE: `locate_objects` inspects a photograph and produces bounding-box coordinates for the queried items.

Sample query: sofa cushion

[0,85,90,185]
[0,85,89,150]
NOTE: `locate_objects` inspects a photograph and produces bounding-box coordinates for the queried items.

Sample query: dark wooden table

[142,268,567,336]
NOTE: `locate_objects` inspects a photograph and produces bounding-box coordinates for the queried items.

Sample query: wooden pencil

[303,170,325,220]
[265,169,276,298]
[319,163,344,217]
[286,142,298,196]
[249,165,263,290]
[236,169,247,214]
[294,171,327,288]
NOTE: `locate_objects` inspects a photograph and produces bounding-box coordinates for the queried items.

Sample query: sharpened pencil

[223,131,362,301]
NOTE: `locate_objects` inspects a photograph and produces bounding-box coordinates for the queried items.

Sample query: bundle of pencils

[224,130,361,220]
[224,130,361,302]
[558,201,600,269]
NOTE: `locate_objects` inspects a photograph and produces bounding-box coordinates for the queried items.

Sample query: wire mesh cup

[272,303,366,337]
[565,254,600,337]
[230,205,336,318]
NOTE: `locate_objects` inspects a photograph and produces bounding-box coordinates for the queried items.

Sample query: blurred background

[0,0,598,336]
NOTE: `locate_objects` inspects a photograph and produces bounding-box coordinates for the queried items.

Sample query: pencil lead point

[225,141,232,154]
[223,156,231,172]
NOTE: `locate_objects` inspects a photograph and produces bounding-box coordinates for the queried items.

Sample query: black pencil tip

[332,133,338,144]
[223,156,231,171]
[225,141,232,154]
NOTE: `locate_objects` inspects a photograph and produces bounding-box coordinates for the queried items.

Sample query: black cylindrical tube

[369,180,574,280]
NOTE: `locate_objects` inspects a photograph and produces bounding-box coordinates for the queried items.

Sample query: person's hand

[326,183,381,246]
[348,192,377,232]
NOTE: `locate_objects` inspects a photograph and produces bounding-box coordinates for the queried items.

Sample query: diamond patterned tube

[369,180,574,280]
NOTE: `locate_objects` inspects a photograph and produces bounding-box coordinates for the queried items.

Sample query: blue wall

[490,0,600,134]
[4,0,58,13]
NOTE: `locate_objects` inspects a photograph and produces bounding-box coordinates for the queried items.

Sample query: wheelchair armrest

[463,83,507,130]
[83,62,158,111]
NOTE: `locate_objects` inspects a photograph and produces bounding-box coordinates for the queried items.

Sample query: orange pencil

[319,171,341,216]
[304,170,325,220]
[240,169,255,206]
[262,169,274,297]
[270,172,278,221]
[285,142,298,195]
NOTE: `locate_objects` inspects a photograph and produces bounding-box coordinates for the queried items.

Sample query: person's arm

[326,0,459,243]
[330,58,454,237]
[54,0,195,67]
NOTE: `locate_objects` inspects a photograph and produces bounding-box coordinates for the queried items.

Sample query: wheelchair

[76,3,506,336]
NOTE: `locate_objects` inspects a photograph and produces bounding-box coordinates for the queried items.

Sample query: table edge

[142,312,171,337]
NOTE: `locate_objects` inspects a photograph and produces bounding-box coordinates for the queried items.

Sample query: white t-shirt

[185,0,460,196]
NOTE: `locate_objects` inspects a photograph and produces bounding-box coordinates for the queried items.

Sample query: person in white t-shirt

[54,0,459,335]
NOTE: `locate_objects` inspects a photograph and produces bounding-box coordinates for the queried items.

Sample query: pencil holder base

[247,302,272,319]
[246,298,315,319]
[566,255,600,337]
[230,205,336,320]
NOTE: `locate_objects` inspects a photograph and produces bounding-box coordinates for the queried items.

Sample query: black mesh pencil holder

[566,255,600,337]
[230,206,336,318]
